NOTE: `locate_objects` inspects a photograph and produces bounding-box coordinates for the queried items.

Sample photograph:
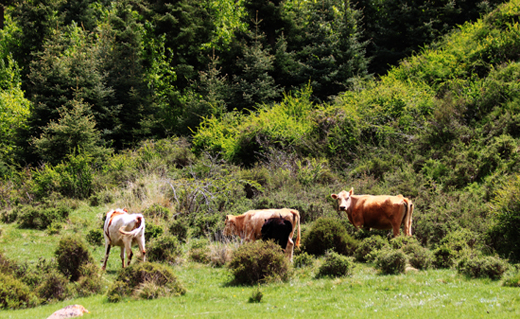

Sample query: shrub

[248,287,263,303]
[189,239,210,264]
[457,255,509,280]
[86,228,104,246]
[316,251,355,278]
[0,208,18,223]
[487,175,520,262]
[143,204,171,220]
[302,217,359,256]
[35,269,71,302]
[228,240,290,285]
[390,236,420,250]
[294,251,314,268]
[17,205,70,230]
[147,235,182,264]
[0,272,40,309]
[375,248,407,275]
[46,221,62,235]
[145,223,164,241]
[355,235,388,262]
[169,219,189,242]
[106,262,186,302]
[433,245,457,269]
[75,263,103,297]
[406,244,434,270]
[209,242,233,267]
[503,271,520,287]
[55,236,94,282]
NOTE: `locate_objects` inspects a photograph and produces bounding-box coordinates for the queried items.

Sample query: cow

[331,188,413,237]
[223,208,301,261]
[102,208,146,270]
[261,216,293,250]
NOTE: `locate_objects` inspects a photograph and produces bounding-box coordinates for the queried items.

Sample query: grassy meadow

[1,203,520,319]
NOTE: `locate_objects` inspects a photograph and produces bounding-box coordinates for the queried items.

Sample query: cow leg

[102,244,111,271]
[120,247,125,268]
[285,238,294,262]
[137,236,146,262]
[392,224,401,238]
[127,249,133,267]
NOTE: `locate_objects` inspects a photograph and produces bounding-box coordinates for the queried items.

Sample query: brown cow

[331,188,413,237]
[223,208,301,261]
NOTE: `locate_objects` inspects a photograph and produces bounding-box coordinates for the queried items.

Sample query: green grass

[1,205,520,318]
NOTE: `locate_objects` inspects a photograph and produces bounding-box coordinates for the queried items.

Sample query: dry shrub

[209,242,234,267]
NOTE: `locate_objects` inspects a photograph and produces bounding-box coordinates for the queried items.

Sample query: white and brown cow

[102,208,146,270]
[331,188,413,237]
[223,208,301,261]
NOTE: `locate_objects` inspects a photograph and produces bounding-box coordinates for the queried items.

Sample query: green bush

[106,262,186,302]
[457,255,509,280]
[147,235,182,264]
[487,175,520,262]
[0,272,40,309]
[169,219,189,242]
[143,204,171,220]
[145,223,164,241]
[355,235,389,262]
[86,228,104,246]
[503,271,520,287]
[433,245,457,269]
[375,248,407,275]
[316,251,355,278]
[35,269,71,303]
[46,221,62,235]
[228,240,290,285]
[55,236,94,282]
[302,217,359,256]
[75,263,103,297]
[0,208,18,223]
[17,205,70,230]
[405,244,434,270]
[189,239,210,264]
[293,251,314,268]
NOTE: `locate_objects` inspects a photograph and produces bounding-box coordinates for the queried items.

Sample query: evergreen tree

[230,22,281,111]
[21,25,116,164]
[32,99,110,165]
[291,0,368,101]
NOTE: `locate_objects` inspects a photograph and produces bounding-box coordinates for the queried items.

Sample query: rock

[47,304,89,319]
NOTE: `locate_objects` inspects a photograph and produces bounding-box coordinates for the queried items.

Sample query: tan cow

[331,188,413,237]
[223,208,301,261]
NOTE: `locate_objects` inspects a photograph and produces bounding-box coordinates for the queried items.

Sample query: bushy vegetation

[316,251,355,278]
[227,240,290,285]
[355,236,389,262]
[375,248,408,275]
[55,236,94,282]
[106,262,186,302]
[146,235,182,265]
[302,218,359,256]
[457,255,509,280]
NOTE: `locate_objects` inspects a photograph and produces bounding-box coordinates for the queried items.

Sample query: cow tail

[406,200,414,236]
[119,215,145,238]
[402,199,413,236]
[292,210,301,248]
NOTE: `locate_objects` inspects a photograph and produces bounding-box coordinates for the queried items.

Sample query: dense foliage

[1,0,520,310]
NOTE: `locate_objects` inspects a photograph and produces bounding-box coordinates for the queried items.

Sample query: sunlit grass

[1,204,520,318]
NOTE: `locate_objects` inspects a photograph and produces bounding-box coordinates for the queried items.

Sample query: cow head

[223,215,237,237]
[331,188,354,213]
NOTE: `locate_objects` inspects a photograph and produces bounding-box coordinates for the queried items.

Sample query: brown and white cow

[331,188,413,237]
[102,208,146,270]
[223,208,301,261]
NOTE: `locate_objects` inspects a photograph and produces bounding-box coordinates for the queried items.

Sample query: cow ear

[349,188,354,195]
[331,194,338,199]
